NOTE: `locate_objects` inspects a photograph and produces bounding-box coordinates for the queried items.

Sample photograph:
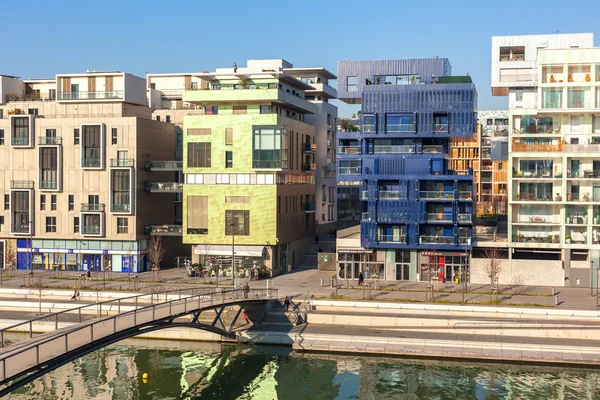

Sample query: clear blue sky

[1,0,598,117]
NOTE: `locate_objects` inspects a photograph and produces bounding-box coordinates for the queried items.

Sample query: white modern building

[489,33,600,287]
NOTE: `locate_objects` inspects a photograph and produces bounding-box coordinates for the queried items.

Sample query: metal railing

[145,182,183,192]
[0,288,277,385]
[371,145,414,154]
[39,181,57,190]
[419,191,455,200]
[38,137,62,145]
[82,159,101,168]
[378,191,401,200]
[81,203,105,212]
[10,181,34,189]
[378,234,407,243]
[11,137,29,146]
[420,236,454,245]
[111,204,131,213]
[57,91,124,100]
[386,124,416,133]
[426,213,453,222]
[109,159,135,167]
[160,89,185,96]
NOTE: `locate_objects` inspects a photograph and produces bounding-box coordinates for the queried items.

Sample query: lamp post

[230,223,235,289]
[592,260,595,298]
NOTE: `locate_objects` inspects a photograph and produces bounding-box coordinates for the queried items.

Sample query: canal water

[6,339,600,399]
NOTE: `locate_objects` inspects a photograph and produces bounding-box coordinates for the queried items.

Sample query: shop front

[193,244,267,278]
[418,251,470,283]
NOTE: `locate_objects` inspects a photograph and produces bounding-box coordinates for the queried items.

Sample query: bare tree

[5,240,17,276]
[198,242,219,285]
[148,236,166,283]
[483,247,503,301]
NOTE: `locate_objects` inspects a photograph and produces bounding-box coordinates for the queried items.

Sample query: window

[225,210,250,236]
[260,105,271,114]
[111,127,118,145]
[82,125,102,167]
[46,129,56,137]
[232,105,247,115]
[4,194,8,210]
[386,114,416,133]
[187,196,208,234]
[111,170,131,212]
[28,108,38,116]
[225,128,233,145]
[187,142,211,168]
[347,76,357,92]
[187,128,211,136]
[51,195,57,211]
[117,217,128,234]
[40,194,46,211]
[68,195,74,211]
[204,106,218,115]
[74,217,79,233]
[226,151,233,168]
[12,117,29,146]
[268,83,278,89]
[39,147,58,189]
[46,216,56,233]
[225,196,250,203]
[74,128,79,145]
[571,115,580,132]
[0,109,3,119]
[516,89,523,101]
[166,115,171,123]
[0,216,3,232]
[0,129,3,145]
[252,127,283,169]
[156,116,161,121]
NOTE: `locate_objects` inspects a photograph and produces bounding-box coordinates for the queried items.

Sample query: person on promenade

[86,270,92,281]
[71,289,80,301]
[243,283,250,299]
[358,272,365,286]
[243,311,249,324]
[284,296,291,311]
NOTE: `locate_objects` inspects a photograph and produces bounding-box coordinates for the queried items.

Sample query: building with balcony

[0,71,177,272]
[450,110,509,216]
[336,58,476,283]
[180,59,323,276]
[489,33,600,287]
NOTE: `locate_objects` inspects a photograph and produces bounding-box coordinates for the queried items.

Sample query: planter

[586,74,591,82]
[566,239,571,244]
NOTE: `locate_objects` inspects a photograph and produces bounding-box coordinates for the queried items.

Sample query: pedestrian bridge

[0,287,276,396]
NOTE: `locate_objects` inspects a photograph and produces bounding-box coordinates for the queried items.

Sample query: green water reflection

[6,339,600,399]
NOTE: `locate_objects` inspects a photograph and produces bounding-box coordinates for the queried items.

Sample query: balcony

[11,223,31,235]
[81,225,102,235]
[386,124,416,133]
[564,144,600,153]
[144,161,183,171]
[426,213,453,223]
[187,228,208,235]
[39,181,57,190]
[422,145,443,154]
[304,143,317,153]
[512,139,563,152]
[303,163,317,172]
[378,191,401,200]
[10,180,34,189]
[419,236,454,245]
[363,124,376,133]
[145,182,183,192]
[566,215,587,225]
[38,136,62,145]
[160,89,185,97]
[5,92,55,102]
[338,146,361,154]
[458,213,472,223]
[83,159,101,168]
[304,202,317,212]
[144,225,182,236]
[514,193,555,202]
[372,145,414,154]
[361,190,369,200]
[57,91,124,100]
[81,203,105,212]
[111,204,131,213]
[458,237,472,245]
[338,166,361,175]
[420,191,455,200]
[11,137,29,146]
[110,159,135,167]
[432,124,449,133]
[377,234,407,243]
[459,191,472,200]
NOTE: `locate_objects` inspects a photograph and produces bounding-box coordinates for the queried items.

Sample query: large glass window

[363,115,376,133]
[568,88,587,108]
[519,116,556,134]
[187,142,211,168]
[252,127,282,169]
[225,210,250,236]
[542,88,562,109]
[519,160,554,177]
[39,147,58,189]
[338,160,361,175]
[385,114,416,133]
[11,191,30,233]
[12,117,29,146]
[82,125,101,167]
[111,170,131,212]
[347,76,357,92]
[187,196,208,235]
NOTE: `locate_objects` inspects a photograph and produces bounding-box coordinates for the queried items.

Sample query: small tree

[148,236,166,283]
[5,240,17,273]
[483,247,503,301]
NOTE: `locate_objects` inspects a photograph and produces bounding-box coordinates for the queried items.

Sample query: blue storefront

[16,239,148,272]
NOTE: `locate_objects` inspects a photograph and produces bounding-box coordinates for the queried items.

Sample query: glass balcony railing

[39,181,57,190]
[378,234,407,243]
[426,213,453,222]
[38,136,62,145]
[144,161,183,171]
[111,204,131,213]
[160,89,185,97]
[566,215,587,225]
[361,191,369,200]
[81,203,105,212]
[11,137,29,146]
[338,146,361,154]
[419,191,455,200]
[363,124,376,133]
[432,123,449,133]
[338,167,361,175]
[304,202,317,212]
[422,145,443,154]
[458,213,472,223]
[58,91,124,100]
[145,182,183,192]
[378,191,401,200]
[83,159,101,168]
[386,124,415,133]
[144,225,183,236]
[372,145,414,154]
[458,237,472,245]
[81,225,101,235]
[419,236,454,245]
[458,191,472,200]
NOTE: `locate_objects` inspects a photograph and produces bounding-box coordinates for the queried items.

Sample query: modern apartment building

[180,59,330,276]
[490,33,600,287]
[336,59,477,282]
[449,110,508,216]
[0,72,176,272]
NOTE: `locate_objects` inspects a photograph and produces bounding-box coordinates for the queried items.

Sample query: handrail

[0,288,276,384]
[0,286,209,348]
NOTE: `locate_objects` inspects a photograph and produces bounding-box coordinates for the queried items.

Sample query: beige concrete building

[0,72,178,272]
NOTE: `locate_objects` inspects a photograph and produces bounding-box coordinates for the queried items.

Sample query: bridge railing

[0,286,236,348]
[0,288,276,385]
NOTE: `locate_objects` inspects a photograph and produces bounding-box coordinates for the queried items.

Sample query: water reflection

[6,338,600,399]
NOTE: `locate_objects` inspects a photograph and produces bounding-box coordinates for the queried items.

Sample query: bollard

[330,278,334,288]
[552,287,555,296]
[555,295,559,306]
[320,278,324,287]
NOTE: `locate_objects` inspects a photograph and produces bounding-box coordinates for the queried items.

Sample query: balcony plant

[555,193,562,201]
[584,170,593,178]
[517,234,525,242]
[583,192,591,202]
[565,234,571,244]
[552,234,559,243]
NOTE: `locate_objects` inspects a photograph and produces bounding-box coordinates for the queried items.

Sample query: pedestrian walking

[315,234,319,245]
[254,267,259,281]
[358,272,365,286]
[86,270,92,281]
[243,311,249,324]
[243,283,250,299]
[283,296,291,311]
[71,289,80,301]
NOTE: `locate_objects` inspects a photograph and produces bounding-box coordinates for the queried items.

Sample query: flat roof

[0,74,20,79]
[283,67,337,80]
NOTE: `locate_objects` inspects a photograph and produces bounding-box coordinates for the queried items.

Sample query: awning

[194,245,265,257]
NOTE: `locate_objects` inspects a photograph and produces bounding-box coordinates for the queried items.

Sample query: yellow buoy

[142,373,148,379]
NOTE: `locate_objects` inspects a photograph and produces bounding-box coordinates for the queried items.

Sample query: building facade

[336,59,477,282]
[493,33,600,286]
[180,59,332,277]
[0,72,176,272]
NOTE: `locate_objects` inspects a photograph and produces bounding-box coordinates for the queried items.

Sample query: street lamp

[592,260,595,298]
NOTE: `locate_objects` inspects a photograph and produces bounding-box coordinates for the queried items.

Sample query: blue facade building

[336,58,477,282]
